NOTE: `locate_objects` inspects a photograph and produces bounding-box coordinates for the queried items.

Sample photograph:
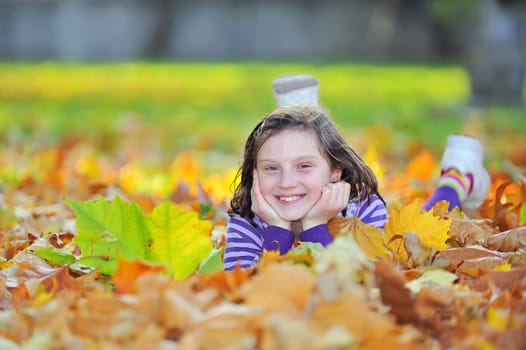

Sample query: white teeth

[279,195,300,202]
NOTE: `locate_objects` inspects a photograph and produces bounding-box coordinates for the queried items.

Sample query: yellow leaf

[405,269,458,293]
[384,201,451,261]
[363,146,384,180]
[328,217,391,259]
[494,263,512,271]
[486,307,509,332]
[32,286,54,308]
[146,201,213,280]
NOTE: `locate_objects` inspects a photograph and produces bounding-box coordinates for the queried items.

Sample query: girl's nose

[279,169,297,188]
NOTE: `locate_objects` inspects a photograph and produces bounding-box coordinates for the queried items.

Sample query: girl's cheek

[258,178,274,195]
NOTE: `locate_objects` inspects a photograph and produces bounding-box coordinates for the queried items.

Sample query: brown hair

[229,104,383,220]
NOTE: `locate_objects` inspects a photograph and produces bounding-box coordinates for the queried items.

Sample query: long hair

[229,104,383,220]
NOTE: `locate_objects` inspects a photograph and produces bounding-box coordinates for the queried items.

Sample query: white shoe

[440,134,490,210]
[272,74,319,107]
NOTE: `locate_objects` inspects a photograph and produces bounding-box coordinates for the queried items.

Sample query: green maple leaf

[199,247,225,274]
[65,196,151,275]
[146,201,213,280]
[33,247,76,265]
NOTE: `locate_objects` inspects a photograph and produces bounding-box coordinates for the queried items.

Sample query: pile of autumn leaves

[1,154,526,350]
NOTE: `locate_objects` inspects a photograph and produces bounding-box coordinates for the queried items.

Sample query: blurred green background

[1,62,524,171]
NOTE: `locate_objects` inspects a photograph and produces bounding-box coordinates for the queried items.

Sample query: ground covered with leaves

[1,63,525,349]
[0,121,524,350]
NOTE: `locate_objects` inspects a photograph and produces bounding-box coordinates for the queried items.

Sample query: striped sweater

[223,194,387,271]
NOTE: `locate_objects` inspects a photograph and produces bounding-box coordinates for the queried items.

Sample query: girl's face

[256,128,342,222]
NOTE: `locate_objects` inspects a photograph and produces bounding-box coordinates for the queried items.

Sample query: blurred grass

[0,62,524,171]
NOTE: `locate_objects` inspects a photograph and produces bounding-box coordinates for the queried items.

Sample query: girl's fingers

[324,181,350,211]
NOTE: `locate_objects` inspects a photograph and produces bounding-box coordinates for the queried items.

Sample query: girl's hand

[251,169,290,229]
[302,181,351,230]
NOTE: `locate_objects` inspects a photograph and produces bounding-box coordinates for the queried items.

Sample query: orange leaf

[233,263,315,314]
[494,181,521,230]
[259,249,315,267]
[196,265,254,295]
[112,258,166,294]
[405,149,435,184]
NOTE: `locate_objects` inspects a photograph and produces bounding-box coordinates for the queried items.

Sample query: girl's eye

[298,163,312,170]
[264,165,278,172]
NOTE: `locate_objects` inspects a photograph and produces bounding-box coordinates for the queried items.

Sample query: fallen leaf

[449,217,493,246]
[467,267,526,291]
[146,201,213,280]
[433,245,513,272]
[404,231,428,268]
[374,259,418,324]
[485,226,526,252]
[405,149,435,184]
[234,263,316,315]
[112,257,166,294]
[196,265,254,295]
[328,216,391,259]
[457,256,512,276]
[384,201,451,265]
[494,181,523,230]
[65,196,150,275]
[405,269,458,293]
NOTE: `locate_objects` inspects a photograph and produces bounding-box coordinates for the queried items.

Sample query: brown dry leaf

[413,286,456,335]
[179,309,260,350]
[433,245,513,272]
[375,260,464,341]
[233,263,316,315]
[71,292,155,344]
[259,315,324,350]
[374,259,418,324]
[361,330,435,350]
[8,283,31,309]
[0,309,34,343]
[485,226,526,252]
[328,216,391,259]
[449,216,494,247]
[467,267,526,292]
[112,257,167,294]
[404,231,428,268]
[456,256,512,276]
[309,292,396,345]
[40,266,84,295]
[135,273,216,333]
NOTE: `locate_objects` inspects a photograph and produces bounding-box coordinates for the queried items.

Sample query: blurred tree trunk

[466,0,525,107]
[146,0,174,58]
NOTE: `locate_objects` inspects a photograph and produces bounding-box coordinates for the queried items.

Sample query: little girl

[223,76,387,270]
[223,73,490,271]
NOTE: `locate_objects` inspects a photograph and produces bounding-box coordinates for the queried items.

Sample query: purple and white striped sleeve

[224,214,265,271]
[344,194,387,229]
[355,194,388,229]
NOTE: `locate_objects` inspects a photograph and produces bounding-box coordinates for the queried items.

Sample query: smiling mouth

[276,194,305,203]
